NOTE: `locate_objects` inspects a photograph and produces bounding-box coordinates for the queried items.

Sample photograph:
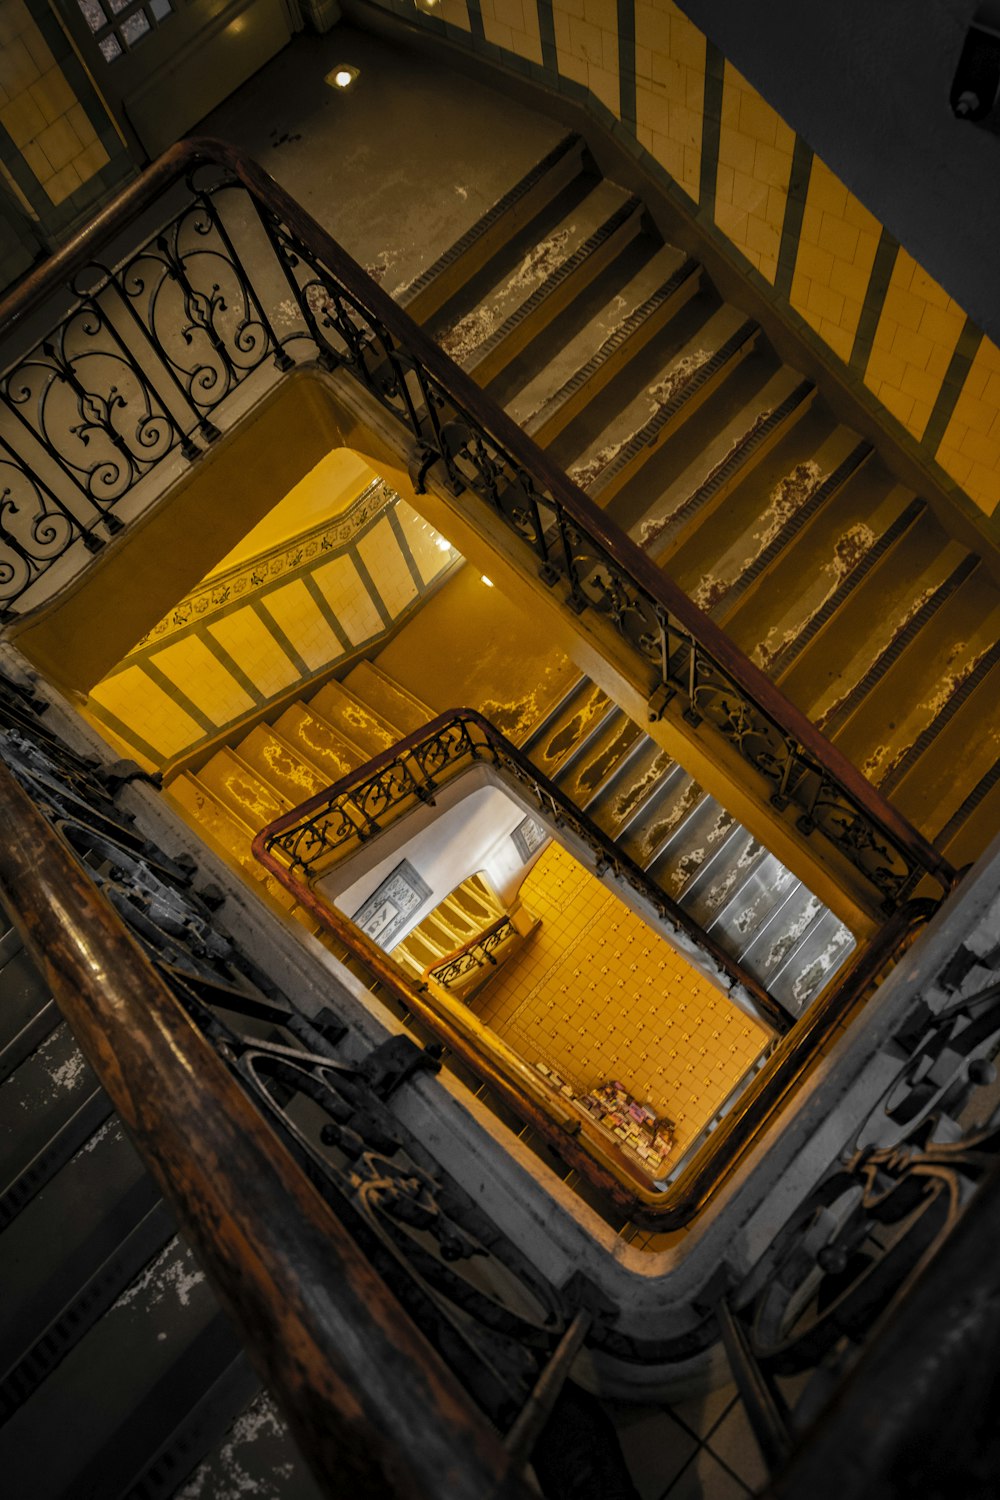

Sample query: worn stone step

[680,828,768,930]
[0,1235,242,1500]
[554,709,646,809]
[778,513,963,722]
[308,679,400,758]
[566,304,760,511]
[729,478,919,676]
[0,948,57,1086]
[934,756,1000,870]
[738,884,825,986]
[0,1117,168,1418]
[165,775,304,919]
[629,366,815,556]
[0,1025,102,1212]
[834,569,1000,785]
[341,660,434,736]
[198,749,290,831]
[440,179,644,384]
[521,679,612,778]
[637,784,728,892]
[173,1385,324,1500]
[273,702,366,783]
[587,740,681,841]
[236,725,330,806]
[705,850,800,960]
[891,655,1000,841]
[768,908,856,1016]
[511,245,700,446]
[669,424,868,615]
[400,132,588,324]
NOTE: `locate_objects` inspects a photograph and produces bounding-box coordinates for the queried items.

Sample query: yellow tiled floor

[477,843,767,1160]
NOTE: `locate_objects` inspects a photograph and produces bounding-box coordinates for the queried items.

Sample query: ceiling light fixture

[481,575,494,587]
[326,64,360,91]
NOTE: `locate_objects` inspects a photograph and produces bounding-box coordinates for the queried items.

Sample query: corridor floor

[475,842,767,1165]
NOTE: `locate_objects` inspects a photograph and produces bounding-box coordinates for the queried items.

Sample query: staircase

[0,900,320,1500]
[398,132,1000,879]
[167,652,854,1017]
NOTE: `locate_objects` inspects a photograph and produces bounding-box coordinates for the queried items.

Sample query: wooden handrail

[0,759,530,1500]
[0,136,954,909]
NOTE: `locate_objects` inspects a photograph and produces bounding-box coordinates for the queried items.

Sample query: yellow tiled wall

[634,0,705,203]
[481,0,542,64]
[863,250,966,443]
[553,0,620,119]
[936,337,1000,514]
[790,157,881,364]
[0,0,109,207]
[715,62,794,285]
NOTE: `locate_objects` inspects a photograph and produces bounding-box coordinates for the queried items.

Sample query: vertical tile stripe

[465,0,486,44]
[302,573,353,653]
[850,227,900,374]
[196,629,266,706]
[252,600,311,678]
[349,546,394,629]
[386,507,426,592]
[924,316,986,457]
[617,0,637,133]
[774,134,813,300]
[143,658,219,735]
[699,42,726,215]
[85,700,165,766]
[534,0,558,74]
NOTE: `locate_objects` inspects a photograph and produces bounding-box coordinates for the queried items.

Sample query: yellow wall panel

[790,157,881,364]
[208,609,300,697]
[262,581,343,672]
[150,636,255,725]
[481,0,542,64]
[554,0,620,119]
[0,0,109,205]
[634,0,705,201]
[936,337,1000,516]
[864,250,966,442]
[715,64,794,284]
[89,666,202,759]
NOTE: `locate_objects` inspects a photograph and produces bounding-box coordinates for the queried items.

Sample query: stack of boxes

[534,1062,675,1180]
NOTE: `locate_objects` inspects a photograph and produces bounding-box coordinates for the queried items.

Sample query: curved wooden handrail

[0,758,530,1500]
[0,135,954,906]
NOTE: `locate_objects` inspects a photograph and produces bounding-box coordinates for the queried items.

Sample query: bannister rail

[0,137,954,919]
[253,712,935,1225]
[254,706,793,1035]
[427,913,519,989]
[0,757,532,1500]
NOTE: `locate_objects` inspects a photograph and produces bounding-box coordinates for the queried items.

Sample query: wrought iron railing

[0,139,954,921]
[427,914,519,991]
[252,707,934,1224]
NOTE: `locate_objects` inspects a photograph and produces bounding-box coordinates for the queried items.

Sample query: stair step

[174,1385,324,1500]
[0,947,57,1085]
[198,749,290,829]
[568,306,760,509]
[522,680,613,777]
[705,850,800,957]
[892,655,1000,840]
[0,1235,242,1500]
[679,827,767,928]
[438,180,642,383]
[0,1117,168,1418]
[817,550,978,738]
[708,437,875,623]
[834,571,1000,785]
[778,514,963,721]
[514,247,700,446]
[0,1025,103,1213]
[555,710,646,808]
[0,998,60,1088]
[308,679,400,757]
[934,756,1000,869]
[273,703,365,782]
[341,661,433,736]
[631,367,815,556]
[670,425,868,615]
[400,131,587,323]
[733,481,920,676]
[737,883,825,984]
[588,741,680,840]
[236,725,330,805]
[166,775,302,916]
[621,774,707,873]
[768,908,856,1015]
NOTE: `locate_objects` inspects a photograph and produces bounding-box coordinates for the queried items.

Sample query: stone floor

[203,22,771,1499]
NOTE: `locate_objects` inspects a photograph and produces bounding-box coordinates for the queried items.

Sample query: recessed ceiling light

[434,535,452,552]
[481,575,494,587]
[326,64,360,91]
[415,0,441,11]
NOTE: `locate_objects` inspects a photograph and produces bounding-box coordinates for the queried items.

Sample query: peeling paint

[570,349,711,491]
[609,751,673,828]
[816,583,938,730]
[115,1239,206,1311]
[176,1391,292,1500]
[638,407,775,551]
[753,521,876,672]
[692,460,825,613]
[440,227,573,362]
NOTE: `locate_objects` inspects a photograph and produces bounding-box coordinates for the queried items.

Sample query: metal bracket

[358,1035,443,1099]
[647,683,675,722]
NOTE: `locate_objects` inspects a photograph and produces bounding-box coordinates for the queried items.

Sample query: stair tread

[523,680,612,777]
[0,947,52,1057]
[768,909,856,1014]
[166,775,300,915]
[341,662,433,736]
[671,424,865,613]
[176,1387,324,1500]
[237,725,331,805]
[556,711,646,808]
[778,514,963,720]
[734,478,915,674]
[435,178,637,369]
[738,885,825,984]
[511,243,694,435]
[630,365,813,554]
[274,703,365,782]
[0,1024,97,1191]
[834,576,1000,781]
[891,656,1000,839]
[198,749,290,829]
[308,679,400,757]
[565,303,756,499]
